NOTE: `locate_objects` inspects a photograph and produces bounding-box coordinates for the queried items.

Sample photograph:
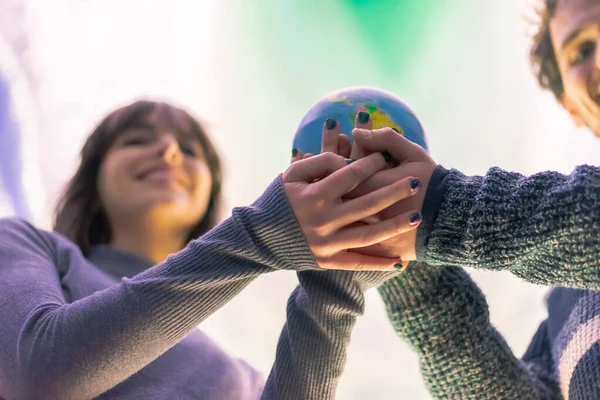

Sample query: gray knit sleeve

[0,176,318,400]
[378,262,561,400]
[263,270,398,399]
[421,165,600,289]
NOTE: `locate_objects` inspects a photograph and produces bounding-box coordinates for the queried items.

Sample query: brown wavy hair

[529,0,562,102]
[53,100,223,255]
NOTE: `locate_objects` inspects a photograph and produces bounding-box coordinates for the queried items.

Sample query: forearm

[421,165,600,288]
[263,270,397,399]
[378,263,559,399]
[2,178,319,399]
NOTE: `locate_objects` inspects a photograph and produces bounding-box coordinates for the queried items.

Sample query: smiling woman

[54,100,222,263]
[0,98,423,399]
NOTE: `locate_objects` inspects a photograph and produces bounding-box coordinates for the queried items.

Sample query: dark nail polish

[410,212,422,225]
[410,179,421,191]
[358,112,370,124]
[382,151,392,163]
[394,263,404,271]
[325,118,337,130]
[292,148,298,157]
[345,158,355,165]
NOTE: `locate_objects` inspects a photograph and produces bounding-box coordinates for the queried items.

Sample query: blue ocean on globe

[293,86,428,155]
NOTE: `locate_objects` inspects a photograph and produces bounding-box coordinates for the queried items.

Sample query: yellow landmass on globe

[326,97,405,134]
[370,110,404,135]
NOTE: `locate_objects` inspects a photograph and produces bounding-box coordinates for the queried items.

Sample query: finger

[333,210,422,249]
[290,148,304,164]
[338,134,351,158]
[321,118,340,154]
[352,127,426,163]
[345,167,399,199]
[350,109,373,159]
[315,151,387,197]
[321,251,401,271]
[346,244,410,270]
[299,153,318,182]
[332,176,421,228]
[354,109,373,130]
[284,152,345,183]
[397,260,409,271]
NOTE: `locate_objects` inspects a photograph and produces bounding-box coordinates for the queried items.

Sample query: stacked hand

[347,113,439,264]
[283,110,436,272]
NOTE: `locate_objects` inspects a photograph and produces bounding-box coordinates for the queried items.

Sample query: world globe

[293,86,428,156]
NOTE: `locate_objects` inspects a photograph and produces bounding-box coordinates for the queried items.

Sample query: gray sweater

[378,165,600,399]
[0,176,396,400]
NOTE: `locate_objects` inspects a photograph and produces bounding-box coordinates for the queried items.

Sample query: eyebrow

[560,27,585,52]
[128,122,156,131]
[122,124,199,146]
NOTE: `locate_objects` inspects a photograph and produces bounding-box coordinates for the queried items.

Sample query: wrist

[236,175,318,271]
[423,169,483,266]
[416,165,450,261]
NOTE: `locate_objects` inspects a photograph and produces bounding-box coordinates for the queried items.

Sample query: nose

[156,134,183,164]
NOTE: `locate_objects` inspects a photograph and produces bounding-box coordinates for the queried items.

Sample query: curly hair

[529,0,562,102]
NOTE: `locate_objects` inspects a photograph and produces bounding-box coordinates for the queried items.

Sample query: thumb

[352,128,426,162]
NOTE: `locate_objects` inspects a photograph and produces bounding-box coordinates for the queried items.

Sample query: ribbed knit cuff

[422,169,483,266]
[416,165,450,261]
[222,175,319,271]
[155,175,319,274]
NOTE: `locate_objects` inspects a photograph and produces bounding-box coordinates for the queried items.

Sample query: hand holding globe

[292,86,437,265]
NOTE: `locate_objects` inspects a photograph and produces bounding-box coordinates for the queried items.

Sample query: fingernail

[410,178,421,191]
[325,118,337,130]
[345,158,355,165]
[358,112,370,124]
[381,151,392,163]
[292,148,298,157]
[394,263,404,270]
[392,127,400,133]
[410,212,422,225]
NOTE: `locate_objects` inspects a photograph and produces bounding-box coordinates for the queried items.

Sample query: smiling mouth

[138,169,188,188]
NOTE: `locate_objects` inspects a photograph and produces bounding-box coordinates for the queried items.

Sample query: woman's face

[97,120,213,233]
[551,0,600,135]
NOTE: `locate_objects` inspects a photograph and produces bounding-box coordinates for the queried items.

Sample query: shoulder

[0,217,70,261]
[0,217,47,240]
[0,217,90,282]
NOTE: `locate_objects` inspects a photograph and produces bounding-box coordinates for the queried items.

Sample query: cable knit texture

[379,165,600,399]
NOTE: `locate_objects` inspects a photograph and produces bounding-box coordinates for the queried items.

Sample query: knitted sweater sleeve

[420,165,600,289]
[0,177,320,400]
[263,269,399,400]
[378,263,562,400]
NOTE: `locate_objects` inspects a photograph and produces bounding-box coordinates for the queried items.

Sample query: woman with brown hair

[0,99,422,399]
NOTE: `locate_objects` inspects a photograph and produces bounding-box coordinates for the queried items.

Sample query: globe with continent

[293,86,428,156]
